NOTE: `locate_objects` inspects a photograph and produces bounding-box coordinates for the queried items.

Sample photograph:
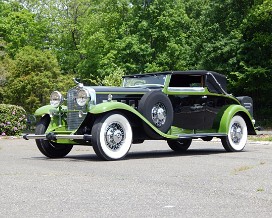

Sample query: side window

[169,75,203,88]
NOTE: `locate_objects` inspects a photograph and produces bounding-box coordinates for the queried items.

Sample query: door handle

[202,95,207,99]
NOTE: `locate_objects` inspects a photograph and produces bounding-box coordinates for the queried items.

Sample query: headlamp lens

[50,91,63,108]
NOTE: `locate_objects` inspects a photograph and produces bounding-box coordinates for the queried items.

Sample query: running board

[176,133,227,139]
[23,133,92,141]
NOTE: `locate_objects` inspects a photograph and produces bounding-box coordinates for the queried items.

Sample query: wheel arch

[236,111,256,135]
[216,105,256,135]
[34,105,61,117]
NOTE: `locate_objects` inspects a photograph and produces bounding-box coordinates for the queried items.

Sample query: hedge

[0,104,27,136]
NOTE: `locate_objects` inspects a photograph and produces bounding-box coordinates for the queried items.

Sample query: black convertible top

[123,70,228,94]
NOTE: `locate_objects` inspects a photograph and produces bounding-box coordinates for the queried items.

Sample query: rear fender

[216,105,256,135]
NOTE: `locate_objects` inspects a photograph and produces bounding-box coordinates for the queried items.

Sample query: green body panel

[162,74,171,93]
[88,101,134,114]
[46,111,77,144]
[46,115,68,133]
[217,104,255,134]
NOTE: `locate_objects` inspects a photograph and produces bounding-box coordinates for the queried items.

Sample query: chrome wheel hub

[105,122,125,150]
[230,122,243,144]
[151,102,167,127]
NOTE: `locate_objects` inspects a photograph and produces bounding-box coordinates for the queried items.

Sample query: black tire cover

[138,90,173,139]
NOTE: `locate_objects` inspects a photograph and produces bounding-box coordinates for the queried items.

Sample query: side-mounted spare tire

[138,90,173,139]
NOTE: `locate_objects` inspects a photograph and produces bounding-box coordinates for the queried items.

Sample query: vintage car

[23,70,256,160]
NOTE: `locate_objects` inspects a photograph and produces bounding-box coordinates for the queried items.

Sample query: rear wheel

[221,115,248,152]
[35,115,73,158]
[167,139,192,152]
[91,112,132,160]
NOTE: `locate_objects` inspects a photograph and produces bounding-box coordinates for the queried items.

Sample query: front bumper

[23,132,92,141]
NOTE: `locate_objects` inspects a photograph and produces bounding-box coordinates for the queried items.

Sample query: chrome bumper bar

[23,133,92,141]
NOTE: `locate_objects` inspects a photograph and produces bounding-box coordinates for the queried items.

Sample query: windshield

[122,74,166,87]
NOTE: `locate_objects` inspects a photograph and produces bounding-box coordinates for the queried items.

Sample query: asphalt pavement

[0,138,272,217]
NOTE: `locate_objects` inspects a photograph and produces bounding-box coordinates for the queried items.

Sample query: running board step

[176,133,227,139]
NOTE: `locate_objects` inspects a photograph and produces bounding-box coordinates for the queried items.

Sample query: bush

[0,104,27,136]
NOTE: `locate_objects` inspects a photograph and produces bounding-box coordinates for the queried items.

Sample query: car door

[170,94,206,129]
[167,74,206,130]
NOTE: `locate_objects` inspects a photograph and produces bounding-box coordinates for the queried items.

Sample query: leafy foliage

[2,46,74,113]
[0,1,49,57]
[0,104,26,136]
[0,0,271,123]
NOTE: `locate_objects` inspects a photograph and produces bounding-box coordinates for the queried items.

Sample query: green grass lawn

[249,135,272,142]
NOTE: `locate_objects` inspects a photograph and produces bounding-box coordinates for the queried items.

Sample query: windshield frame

[122,74,167,88]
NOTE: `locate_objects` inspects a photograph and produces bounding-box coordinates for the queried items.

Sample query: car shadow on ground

[30,148,228,162]
[126,148,227,160]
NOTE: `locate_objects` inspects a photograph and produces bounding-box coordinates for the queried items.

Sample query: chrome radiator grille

[67,88,86,130]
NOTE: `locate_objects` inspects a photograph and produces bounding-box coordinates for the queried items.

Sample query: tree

[116,0,191,73]
[3,46,74,113]
[78,0,191,80]
[0,0,49,57]
[188,0,256,73]
[229,0,272,121]
[1,0,271,123]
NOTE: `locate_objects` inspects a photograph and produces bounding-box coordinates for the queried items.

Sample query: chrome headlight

[76,88,90,106]
[50,91,63,108]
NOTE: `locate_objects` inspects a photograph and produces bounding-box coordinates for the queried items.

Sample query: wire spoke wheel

[92,112,132,160]
[105,122,126,151]
[221,115,248,152]
[151,102,167,128]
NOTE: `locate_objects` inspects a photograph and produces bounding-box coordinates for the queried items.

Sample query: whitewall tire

[221,115,248,152]
[91,112,132,160]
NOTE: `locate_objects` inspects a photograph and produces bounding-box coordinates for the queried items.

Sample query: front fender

[34,105,67,116]
[217,104,256,134]
[89,102,178,139]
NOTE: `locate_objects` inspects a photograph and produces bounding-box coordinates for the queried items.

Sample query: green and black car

[24,70,256,160]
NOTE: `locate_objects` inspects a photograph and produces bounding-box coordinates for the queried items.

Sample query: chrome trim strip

[168,87,205,92]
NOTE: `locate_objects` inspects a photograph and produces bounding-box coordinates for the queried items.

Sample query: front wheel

[35,115,73,158]
[167,139,192,152]
[221,115,248,152]
[91,112,133,161]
